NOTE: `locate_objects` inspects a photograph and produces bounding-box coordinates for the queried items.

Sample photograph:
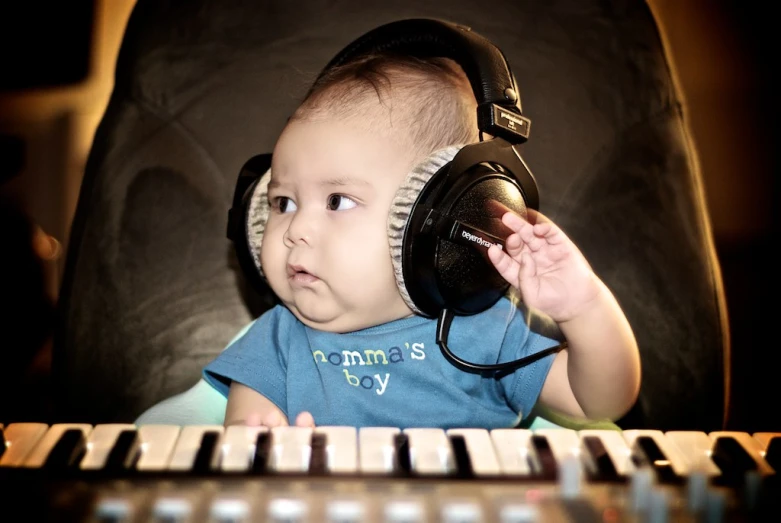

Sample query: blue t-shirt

[203,297,559,429]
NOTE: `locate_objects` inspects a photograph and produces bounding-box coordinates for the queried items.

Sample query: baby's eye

[273,196,297,213]
[327,194,357,211]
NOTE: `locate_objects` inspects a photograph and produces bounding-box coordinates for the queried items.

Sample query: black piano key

[530,434,558,480]
[45,428,87,470]
[764,437,781,473]
[251,431,271,474]
[449,434,474,479]
[309,433,328,475]
[711,436,757,484]
[103,429,140,472]
[631,436,679,484]
[393,433,412,476]
[582,435,621,482]
[191,431,220,473]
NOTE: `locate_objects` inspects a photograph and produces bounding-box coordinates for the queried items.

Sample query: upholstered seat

[54,0,729,431]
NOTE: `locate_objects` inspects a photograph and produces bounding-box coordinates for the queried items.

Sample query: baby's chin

[287,302,415,333]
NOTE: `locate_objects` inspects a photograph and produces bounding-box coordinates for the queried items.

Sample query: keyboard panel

[1,423,779,522]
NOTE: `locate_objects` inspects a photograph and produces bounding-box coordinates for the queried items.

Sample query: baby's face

[261,114,417,332]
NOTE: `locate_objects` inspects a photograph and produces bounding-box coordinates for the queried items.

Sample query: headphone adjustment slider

[477,104,531,144]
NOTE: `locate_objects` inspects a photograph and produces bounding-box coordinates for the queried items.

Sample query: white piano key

[315,425,358,473]
[359,427,400,474]
[0,423,49,467]
[23,423,93,468]
[135,424,181,471]
[167,425,224,471]
[534,429,582,494]
[220,425,268,472]
[752,432,781,451]
[709,431,775,475]
[490,428,533,475]
[270,426,313,473]
[533,428,581,463]
[578,429,635,476]
[664,431,721,476]
[446,428,501,476]
[80,423,137,470]
[404,427,454,475]
[622,429,690,477]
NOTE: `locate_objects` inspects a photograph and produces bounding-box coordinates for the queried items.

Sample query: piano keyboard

[1,423,779,522]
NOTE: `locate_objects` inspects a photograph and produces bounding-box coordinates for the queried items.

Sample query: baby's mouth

[287,264,319,284]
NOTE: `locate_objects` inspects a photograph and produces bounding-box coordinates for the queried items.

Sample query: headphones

[228,18,562,375]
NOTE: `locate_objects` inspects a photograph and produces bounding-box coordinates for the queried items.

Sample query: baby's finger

[503,232,524,258]
[501,211,531,233]
[518,251,537,281]
[526,208,550,225]
[294,411,316,428]
[531,221,554,239]
[244,413,263,427]
[263,409,288,427]
[488,244,521,286]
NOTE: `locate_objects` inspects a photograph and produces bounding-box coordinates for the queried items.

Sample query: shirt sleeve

[497,301,560,420]
[202,305,293,413]
[134,378,227,425]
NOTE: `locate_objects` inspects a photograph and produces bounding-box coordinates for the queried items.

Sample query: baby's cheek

[259,233,287,291]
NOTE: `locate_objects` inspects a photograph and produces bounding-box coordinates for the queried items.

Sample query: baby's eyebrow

[266,176,370,191]
[318,177,370,188]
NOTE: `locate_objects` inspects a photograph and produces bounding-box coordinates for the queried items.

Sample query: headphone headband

[313,18,531,144]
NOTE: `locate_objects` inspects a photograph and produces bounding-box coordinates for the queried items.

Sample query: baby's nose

[283,209,316,246]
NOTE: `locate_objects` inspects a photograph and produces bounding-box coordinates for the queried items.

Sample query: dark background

[0,0,777,430]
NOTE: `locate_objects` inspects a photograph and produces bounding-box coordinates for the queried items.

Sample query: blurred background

[0,1,776,430]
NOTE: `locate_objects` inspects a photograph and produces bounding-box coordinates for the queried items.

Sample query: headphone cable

[436,308,565,378]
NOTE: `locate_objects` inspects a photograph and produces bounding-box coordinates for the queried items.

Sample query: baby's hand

[243,410,316,428]
[293,411,316,428]
[487,209,600,322]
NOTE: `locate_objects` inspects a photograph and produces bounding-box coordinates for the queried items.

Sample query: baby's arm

[488,210,641,420]
[225,382,315,428]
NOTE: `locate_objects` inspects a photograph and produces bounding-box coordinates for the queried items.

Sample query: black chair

[53,0,730,431]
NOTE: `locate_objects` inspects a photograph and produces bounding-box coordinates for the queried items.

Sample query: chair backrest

[54,0,730,431]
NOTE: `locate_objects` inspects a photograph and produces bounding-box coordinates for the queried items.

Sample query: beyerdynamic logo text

[462,230,501,250]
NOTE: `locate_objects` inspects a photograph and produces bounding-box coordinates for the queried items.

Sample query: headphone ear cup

[393,143,531,318]
[418,168,525,316]
[389,146,463,315]
[245,167,272,280]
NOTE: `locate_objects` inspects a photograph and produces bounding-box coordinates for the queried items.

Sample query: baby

[198,53,641,429]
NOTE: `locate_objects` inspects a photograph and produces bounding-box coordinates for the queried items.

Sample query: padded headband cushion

[246,168,272,278]
[388,145,463,314]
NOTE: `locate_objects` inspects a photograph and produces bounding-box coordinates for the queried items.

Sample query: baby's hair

[293,53,479,160]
